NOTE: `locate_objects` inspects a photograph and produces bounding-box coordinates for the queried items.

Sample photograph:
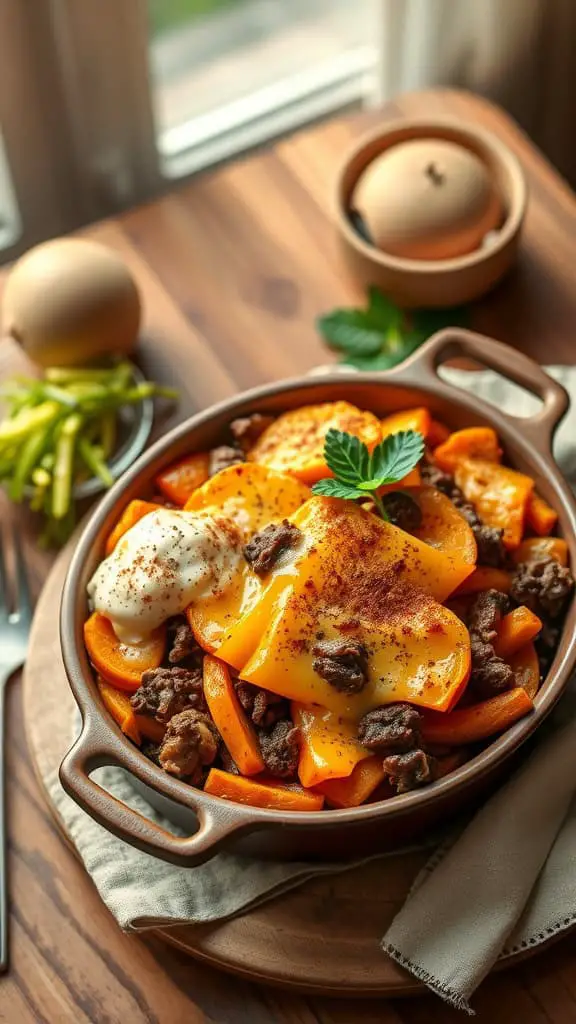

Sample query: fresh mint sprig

[312,428,425,519]
[316,286,468,370]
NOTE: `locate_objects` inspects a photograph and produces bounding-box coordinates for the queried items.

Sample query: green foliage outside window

[148,0,239,36]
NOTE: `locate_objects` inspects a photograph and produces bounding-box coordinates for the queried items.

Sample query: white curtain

[380,0,576,186]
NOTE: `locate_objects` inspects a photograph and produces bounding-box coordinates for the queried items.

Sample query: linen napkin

[49,365,576,1013]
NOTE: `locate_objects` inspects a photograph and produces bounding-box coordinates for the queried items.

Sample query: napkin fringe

[502,912,576,957]
[381,942,474,1015]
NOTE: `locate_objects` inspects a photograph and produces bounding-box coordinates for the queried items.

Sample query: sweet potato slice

[525,492,558,536]
[85,613,165,692]
[407,485,477,564]
[105,499,161,556]
[247,401,381,484]
[220,486,476,671]
[185,463,309,652]
[456,567,512,595]
[427,418,451,448]
[204,768,324,811]
[380,407,431,440]
[495,607,542,660]
[188,569,262,655]
[185,462,310,537]
[433,427,501,472]
[421,688,533,746]
[513,537,568,567]
[236,498,471,716]
[454,458,534,549]
[203,655,265,776]
[98,678,140,744]
[135,716,166,744]
[509,642,541,699]
[155,452,210,506]
[292,703,370,788]
[378,466,421,495]
[315,756,385,807]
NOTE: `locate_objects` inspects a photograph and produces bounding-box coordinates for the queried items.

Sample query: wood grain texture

[2,87,576,1021]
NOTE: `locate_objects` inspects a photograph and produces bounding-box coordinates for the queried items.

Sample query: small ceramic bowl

[335,119,528,308]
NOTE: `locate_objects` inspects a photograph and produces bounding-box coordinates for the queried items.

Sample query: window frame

[0,0,382,258]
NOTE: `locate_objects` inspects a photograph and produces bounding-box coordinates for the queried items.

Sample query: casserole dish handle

[394,328,569,453]
[60,717,257,867]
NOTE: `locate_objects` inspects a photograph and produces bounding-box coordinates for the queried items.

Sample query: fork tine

[0,527,7,618]
[11,527,32,622]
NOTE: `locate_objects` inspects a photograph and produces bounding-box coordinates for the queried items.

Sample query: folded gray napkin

[50,365,576,1013]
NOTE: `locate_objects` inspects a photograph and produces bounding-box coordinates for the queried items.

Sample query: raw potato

[2,238,141,368]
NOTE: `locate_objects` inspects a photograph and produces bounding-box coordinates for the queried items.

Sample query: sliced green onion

[29,467,52,512]
[99,412,116,460]
[45,366,120,385]
[51,413,82,520]
[9,428,50,501]
[121,383,179,403]
[78,437,114,488]
[0,401,60,447]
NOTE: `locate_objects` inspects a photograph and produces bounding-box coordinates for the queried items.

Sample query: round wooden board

[23,547,568,997]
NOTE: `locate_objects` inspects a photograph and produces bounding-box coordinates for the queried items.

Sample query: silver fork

[0,524,33,972]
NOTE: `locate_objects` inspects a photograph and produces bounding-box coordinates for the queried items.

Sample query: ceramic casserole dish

[59,329,576,866]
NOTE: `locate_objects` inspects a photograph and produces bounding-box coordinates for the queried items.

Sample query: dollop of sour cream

[88,508,243,643]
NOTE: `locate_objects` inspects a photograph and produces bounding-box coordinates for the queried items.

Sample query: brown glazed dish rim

[59,330,576,860]
[335,118,528,274]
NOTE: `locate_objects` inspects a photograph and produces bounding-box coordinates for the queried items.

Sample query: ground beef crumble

[358,703,422,753]
[471,523,506,568]
[158,709,219,780]
[230,413,275,451]
[219,745,240,775]
[382,749,437,793]
[167,619,201,665]
[131,666,206,723]
[140,740,161,766]
[467,589,515,698]
[258,720,300,779]
[535,621,561,674]
[511,558,574,619]
[208,444,244,476]
[421,459,458,496]
[381,491,423,532]
[234,680,289,728]
[312,638,369,694]
[243,519,302,576]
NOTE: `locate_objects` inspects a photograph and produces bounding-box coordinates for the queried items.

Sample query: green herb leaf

[323,428,370,485]
[315,310,384,358]
[312,427,425,517]
[316,287,469,371]
[409,305,468,342]
[367,286,402,328]
[369,430,425,484]
[311,478,366,501]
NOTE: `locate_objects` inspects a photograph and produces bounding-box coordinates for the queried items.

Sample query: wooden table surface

[2,87,576,1023]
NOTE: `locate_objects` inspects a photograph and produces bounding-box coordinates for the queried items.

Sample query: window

[0,134,21,253]
[0,0,383,256]
[147,0,380,176]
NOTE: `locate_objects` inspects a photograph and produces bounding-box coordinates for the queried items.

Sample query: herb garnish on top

[312,428,425,520]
